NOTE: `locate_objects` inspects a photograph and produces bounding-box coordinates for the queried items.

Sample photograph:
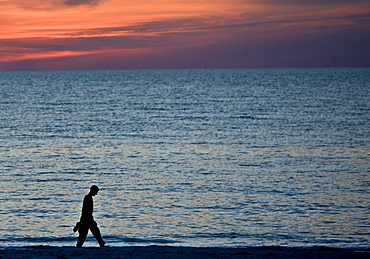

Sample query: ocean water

[0,68,369,248]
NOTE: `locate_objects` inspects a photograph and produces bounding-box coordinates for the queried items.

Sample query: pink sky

[0,0,369,70]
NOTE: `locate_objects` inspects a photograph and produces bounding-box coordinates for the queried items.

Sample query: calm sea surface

[0,68,369,248]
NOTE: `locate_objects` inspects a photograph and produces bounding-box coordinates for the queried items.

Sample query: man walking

[76,185,108,247]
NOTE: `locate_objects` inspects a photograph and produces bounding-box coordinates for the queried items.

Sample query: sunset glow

[0,0,369,70]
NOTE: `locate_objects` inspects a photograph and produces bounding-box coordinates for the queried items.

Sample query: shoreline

[1,246,369,259]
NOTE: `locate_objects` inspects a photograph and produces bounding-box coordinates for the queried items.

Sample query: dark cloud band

[64,0,101,6]
[10,0,103,9]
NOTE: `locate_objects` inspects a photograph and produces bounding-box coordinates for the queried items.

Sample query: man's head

[90,185,100,196]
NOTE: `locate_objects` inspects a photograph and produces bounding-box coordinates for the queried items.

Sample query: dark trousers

[77,219,105,247]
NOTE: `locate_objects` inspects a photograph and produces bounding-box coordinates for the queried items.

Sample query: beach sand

[1,246,369,259]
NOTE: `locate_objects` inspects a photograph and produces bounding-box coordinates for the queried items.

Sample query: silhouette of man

[76,185,107,247]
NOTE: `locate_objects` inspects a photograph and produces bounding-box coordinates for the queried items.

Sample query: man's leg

[76,224,89,247]
[90,221,106,247]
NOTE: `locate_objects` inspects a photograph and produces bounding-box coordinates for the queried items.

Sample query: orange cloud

[1,1,258,39]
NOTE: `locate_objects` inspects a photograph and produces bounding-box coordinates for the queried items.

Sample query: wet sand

[1,246,369,259]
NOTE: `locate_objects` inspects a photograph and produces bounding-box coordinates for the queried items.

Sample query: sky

[0,0,369,71]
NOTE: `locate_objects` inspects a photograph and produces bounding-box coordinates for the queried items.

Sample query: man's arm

[81,195,93,217]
